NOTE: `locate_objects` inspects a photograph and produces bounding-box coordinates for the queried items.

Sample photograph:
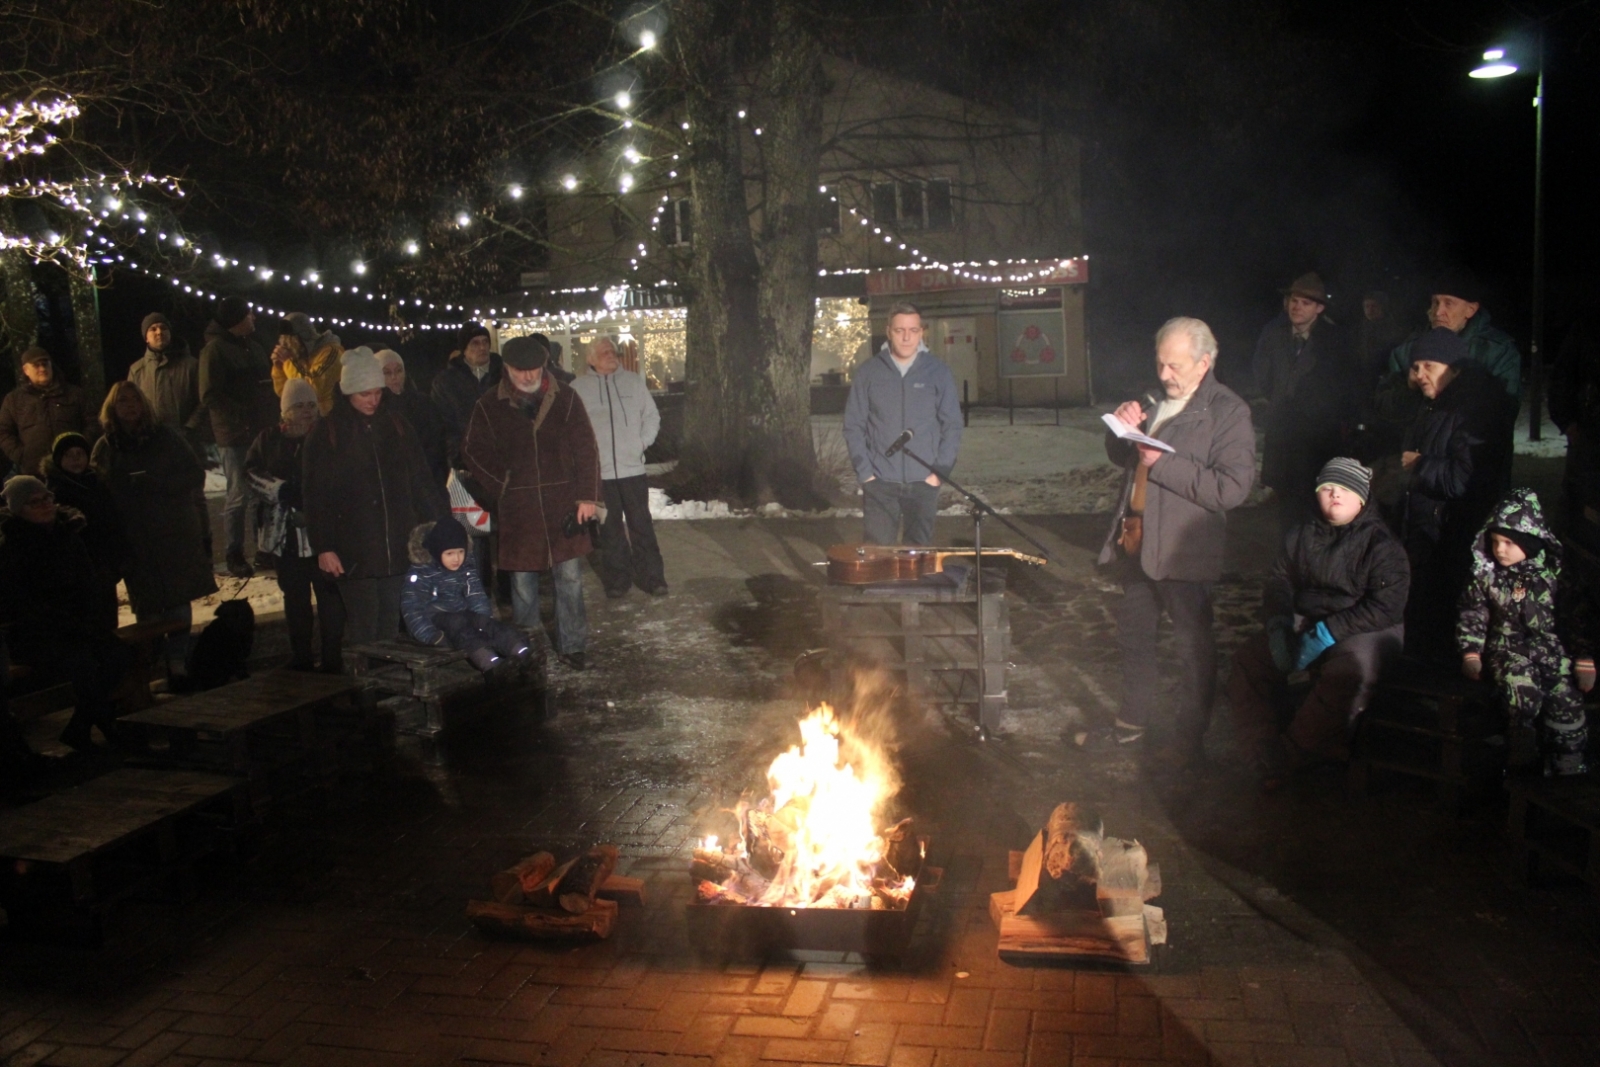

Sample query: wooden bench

[113,617,194,710]
[1348,661,1505,812]
[348,639,546,741]
[118,670,361,810]
[0,768,247,944]
[1507,776,1600,892]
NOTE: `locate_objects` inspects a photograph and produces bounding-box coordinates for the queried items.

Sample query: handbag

[447,468,492,533]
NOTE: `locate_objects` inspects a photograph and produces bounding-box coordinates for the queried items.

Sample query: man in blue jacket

[843,303,963,545]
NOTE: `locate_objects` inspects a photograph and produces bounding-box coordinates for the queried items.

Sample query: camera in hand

[563,509,600,540]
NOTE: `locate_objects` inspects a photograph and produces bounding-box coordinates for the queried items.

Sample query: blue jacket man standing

[842,302,963,545]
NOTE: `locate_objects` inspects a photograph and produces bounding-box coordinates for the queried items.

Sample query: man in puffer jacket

[1457,489,1591,776]
[1228,458,1410,790]
[401,517,533,672]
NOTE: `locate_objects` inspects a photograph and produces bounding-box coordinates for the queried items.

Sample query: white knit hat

[280,378,318,414]
[339,346,384,394]
[374,348,403,369]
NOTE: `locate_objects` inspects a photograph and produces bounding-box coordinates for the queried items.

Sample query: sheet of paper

[1101,413,1176,453]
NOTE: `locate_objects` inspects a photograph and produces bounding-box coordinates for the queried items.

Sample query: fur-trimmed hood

[408,521,435,565]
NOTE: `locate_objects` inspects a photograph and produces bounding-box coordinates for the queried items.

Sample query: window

[870,178,954,232]
[662,198,693,246]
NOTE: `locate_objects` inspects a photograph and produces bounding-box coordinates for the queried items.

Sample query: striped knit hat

[1315,457,1371,503]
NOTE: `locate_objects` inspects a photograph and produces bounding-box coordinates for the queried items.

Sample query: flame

[696,703,917,909]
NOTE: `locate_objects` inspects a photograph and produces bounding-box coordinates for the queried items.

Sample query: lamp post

[1471,32,1545,441]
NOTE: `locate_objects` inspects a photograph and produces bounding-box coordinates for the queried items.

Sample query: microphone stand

[894,444,1052,740]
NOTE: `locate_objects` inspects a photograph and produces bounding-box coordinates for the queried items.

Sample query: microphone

[884,429,913,457]
[1136,391,1160,423]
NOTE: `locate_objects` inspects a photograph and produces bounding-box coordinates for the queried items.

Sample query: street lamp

[1470,34,1545,440]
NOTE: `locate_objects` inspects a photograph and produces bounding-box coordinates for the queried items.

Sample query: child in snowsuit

[402,518,532,672]
[1457,488,1591,776]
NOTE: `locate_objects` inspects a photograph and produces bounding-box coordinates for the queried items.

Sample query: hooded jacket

[1264,503,1409,641]
[198,321,274,447]
[40,456,128,581]
[0,379,99,478]
[400,521,494,645]
[0,504,107,644]
[302,399,449,581]
[843,345,963,484]
[431,352,504,465]
[1400,362,1511,549]
[1098,372,1257,582]
[271,327,343,415]
[569,366,660,481]
[91,424,218,615]
[462,375,601,572]
[1457,489,1582,667]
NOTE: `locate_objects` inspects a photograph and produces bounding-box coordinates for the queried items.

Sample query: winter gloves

[1294,621,1336,671]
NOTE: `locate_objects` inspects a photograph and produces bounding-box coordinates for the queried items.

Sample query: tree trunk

[671,0,824,506]
[69,267,106,405]
[0,244,41,385]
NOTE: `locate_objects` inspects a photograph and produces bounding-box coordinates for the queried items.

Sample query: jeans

[278,554,345,670]
[511,558,588,654]
[862,478,939,545]
[599,475,666,593]
[341,574,406,647]
[1228,625,1403,766]
[219,445,250,558]
[1116,572,1216,754]
[136,602,193,675]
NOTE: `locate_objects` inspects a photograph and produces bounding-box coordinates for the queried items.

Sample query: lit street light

[1471,35,1546,440]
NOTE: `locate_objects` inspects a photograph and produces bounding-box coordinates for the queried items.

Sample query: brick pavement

[3,508,1595,1067]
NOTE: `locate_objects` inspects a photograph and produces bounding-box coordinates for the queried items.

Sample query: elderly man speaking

[1100,317,1257,773]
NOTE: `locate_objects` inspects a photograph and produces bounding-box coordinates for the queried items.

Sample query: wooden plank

[1011,831,1045,913]
[597,874,646,906]
[0,769,240,865]
[998,911,1148,965]
[122,670,356,733]
[466,897,617,940]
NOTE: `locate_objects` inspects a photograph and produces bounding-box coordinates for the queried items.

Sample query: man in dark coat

[1251,272,1351,522]
[431,323,503,467]
[303,349,448,650]
[127,313,202,446]
[0,475,133,750]
[463,336,601,670]
[199,296,273,577]
[1229,458,1409,790]
[0,347,99,480]
[1397,326,1512,660]
[1100,317,1257,771]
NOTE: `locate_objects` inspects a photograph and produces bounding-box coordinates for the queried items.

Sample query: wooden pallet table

[118,670,360,809]
[819,575,1008,727]
[0,768,247,944]
[1348,660,1505,811]
[348,639,546,740]
[1507,776,1600,891]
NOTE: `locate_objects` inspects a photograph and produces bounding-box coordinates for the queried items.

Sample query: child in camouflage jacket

[1457,488,1592,775]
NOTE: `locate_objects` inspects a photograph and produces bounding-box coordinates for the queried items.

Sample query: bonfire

[693,704,922,909]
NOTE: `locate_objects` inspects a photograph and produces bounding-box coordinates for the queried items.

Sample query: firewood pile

[466,845,645,941]
[989,803,1166,965]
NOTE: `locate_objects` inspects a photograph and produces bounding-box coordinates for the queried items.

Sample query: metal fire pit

[685,866,941,962]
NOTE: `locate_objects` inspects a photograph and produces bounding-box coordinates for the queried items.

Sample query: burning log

[467,897,617,940]
[557,846,620,914]
[490,852,557,904]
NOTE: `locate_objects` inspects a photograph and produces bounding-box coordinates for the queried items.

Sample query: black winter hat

[140,312,170,337]
[1490,526,1545,561]
[460,323,491,349]
[500,335,550,371]
[215,296,251,329]
[51,431,91,470]
[1409,326,1470,367]
[1430,267,1485,305]
[423,516,470,565]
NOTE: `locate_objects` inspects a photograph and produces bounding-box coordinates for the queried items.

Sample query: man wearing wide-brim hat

[1250,271,1354,521]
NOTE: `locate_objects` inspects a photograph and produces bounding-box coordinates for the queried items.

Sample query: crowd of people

[1104,271,1593,788]
[2,299,665,757]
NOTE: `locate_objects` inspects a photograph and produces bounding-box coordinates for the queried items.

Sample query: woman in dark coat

[302,349,447,648]
[377,349,449,485]
[40,430,127,637]
[92,381,218,684]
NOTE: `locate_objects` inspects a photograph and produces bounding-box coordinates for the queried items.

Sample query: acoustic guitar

[826,544,1047,584]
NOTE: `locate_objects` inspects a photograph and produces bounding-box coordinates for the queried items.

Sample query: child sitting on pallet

[1457,488,1591,777]
[402,517,533,672]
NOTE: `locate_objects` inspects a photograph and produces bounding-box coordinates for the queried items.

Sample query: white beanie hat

[280,377,318,414]
[339,346,384,394]
[374,348,403,369]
